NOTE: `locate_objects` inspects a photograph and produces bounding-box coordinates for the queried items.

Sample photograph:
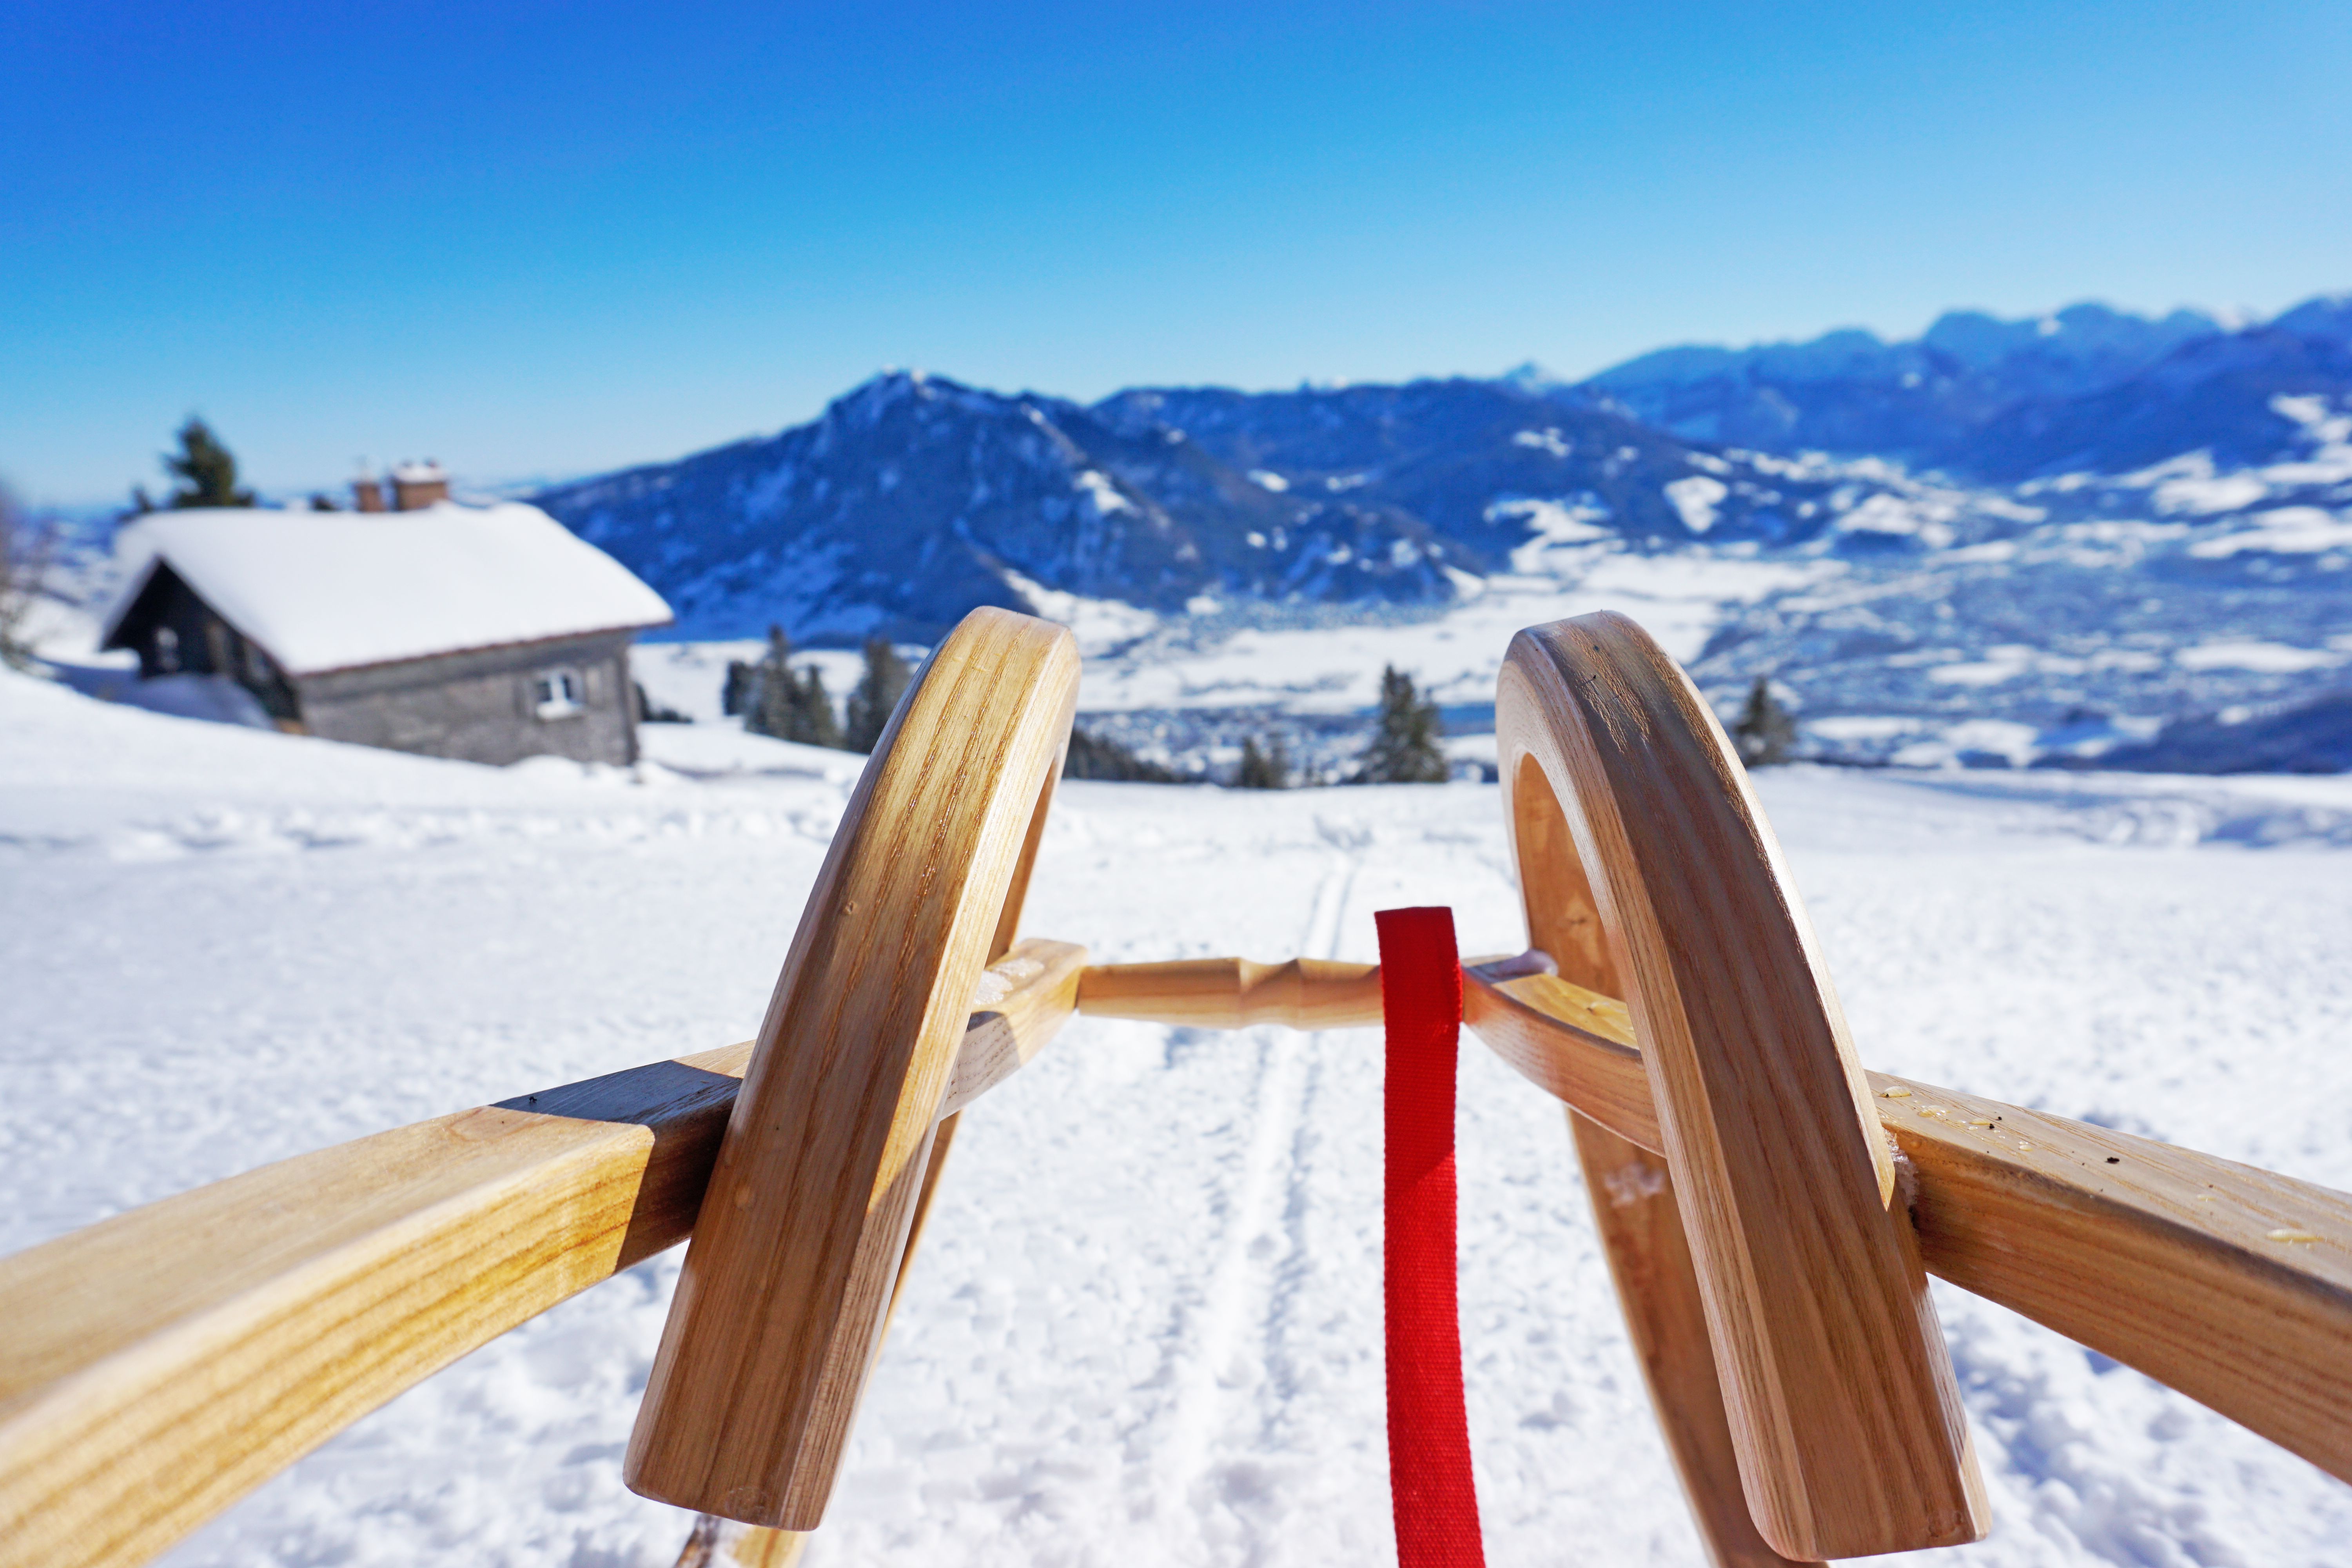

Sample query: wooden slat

[707,782,1082,1568]
[1878,1071,2352,1488]
[626,607,1081,1530]
[1076,955,1383,1030]
[1568,1112,1820,1568]
[1466,969,1657,1150]
[1456,960,2352,1486]
[1506,759,1808,1568]
[1498,612,1986,1561]
[0,940,1082,1568]
[943,941,1088,1116]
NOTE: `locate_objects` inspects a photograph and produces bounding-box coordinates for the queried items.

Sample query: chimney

[352,462,387,512]
[390,460,450,511]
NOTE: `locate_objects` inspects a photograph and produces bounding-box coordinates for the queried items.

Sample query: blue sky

[5,1,2347,504]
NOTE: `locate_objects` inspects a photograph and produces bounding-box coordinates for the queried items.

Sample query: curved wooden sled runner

[3,607,2348,1568]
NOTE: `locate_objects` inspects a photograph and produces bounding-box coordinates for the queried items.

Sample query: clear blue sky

[5,1,2347,505]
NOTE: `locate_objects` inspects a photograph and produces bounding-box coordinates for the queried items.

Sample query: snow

[1662,475,1727,533]
[1488,498,1614,573]
[102,504,673,676]
[7,665,2352,1568]
[1931,659,2029,688]
[2187,507,2352,558]
[1074,554,1835,717]
[2172,640,2346,673]
[996,570,1162,656]
[1073,470,1136,518]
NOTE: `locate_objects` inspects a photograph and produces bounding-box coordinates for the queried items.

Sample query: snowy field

[6,665,2352,1567]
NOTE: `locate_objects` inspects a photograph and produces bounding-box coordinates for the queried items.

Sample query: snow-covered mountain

[1687,393,2352,767]
[1568,293,2352,480]
[533,373,1461,642]
[519,292,2351,777]
[534,371,1998,641]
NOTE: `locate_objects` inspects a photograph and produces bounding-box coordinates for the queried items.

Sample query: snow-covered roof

[102,503,673,676]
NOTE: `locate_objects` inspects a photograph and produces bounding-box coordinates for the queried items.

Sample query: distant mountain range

[535,371,1872,641]
[1559,295,2352,480]
[532,291,2352,644]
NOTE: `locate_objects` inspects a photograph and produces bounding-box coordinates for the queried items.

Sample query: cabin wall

[116,566,302,723]
[293,633,641,767]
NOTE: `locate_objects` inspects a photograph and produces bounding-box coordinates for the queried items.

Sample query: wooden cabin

[100,502,673,767]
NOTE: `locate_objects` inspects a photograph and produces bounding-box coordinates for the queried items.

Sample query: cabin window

[154,626,180,674]
[531,668,584,720]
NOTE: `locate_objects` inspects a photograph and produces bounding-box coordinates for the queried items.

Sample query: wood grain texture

[0,938,1081,1568]
[1501,775,1809,1568]
[1462,954,2352,1486]
[1076,956,1383,1030]
[1876,1071,2352,1486]
[626,607,1081,1530]
[1498,612,1986,1561]
[943,941,1087,1117]
[1568,1112,1821,1568]
[1464,967,1657,1150]
[707,798,1082,1568]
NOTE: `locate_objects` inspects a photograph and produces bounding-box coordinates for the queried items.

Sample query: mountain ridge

[1559,292,2352,478]
[523,289,2352,773]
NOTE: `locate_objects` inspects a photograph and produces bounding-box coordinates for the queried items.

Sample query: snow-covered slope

[528,372,1958,644]
[1689,394,2352,766]
[6,666,2352,1567]
[531,372,1465,642]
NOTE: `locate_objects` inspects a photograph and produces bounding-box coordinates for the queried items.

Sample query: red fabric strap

[1376,906,1486,1568]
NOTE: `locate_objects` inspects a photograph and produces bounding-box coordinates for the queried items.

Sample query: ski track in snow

[4,667,2352,1567]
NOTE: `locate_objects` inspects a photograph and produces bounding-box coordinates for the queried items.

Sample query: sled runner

[4,608,2348,1568]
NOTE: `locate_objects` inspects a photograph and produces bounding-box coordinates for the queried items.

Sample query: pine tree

[844,637,912,753]
[1731,677,1798,767]
[746,626,797,740]
[722,659,757,717]
[1063,728,1181,782]
[791,664,844,749]
[163,417,256,508]
[1235,734,1290,789]
[1353,666,1449,783]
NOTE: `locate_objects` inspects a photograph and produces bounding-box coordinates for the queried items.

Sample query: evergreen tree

[844,637,912,753]
[722,659,757,717]
[1352,665,1449,783]
[634,681,690,724]
[791,663,844,749]
[1235,734,1290,789]
[1731,677,1798,767]
[746,626,798,740]
[1063,728,1181,782]
[163,417,256,508]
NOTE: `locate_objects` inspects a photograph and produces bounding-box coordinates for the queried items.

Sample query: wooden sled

[4,607,2347,1568]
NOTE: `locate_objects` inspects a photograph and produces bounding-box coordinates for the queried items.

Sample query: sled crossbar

[4,947,2346,1568]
